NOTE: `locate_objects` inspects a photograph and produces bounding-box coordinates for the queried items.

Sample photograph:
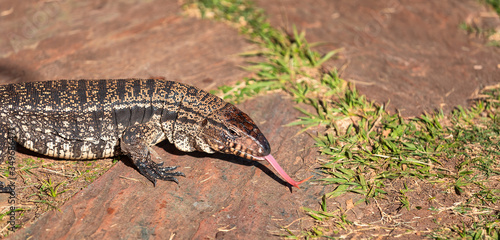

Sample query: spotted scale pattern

[0,79,271,185]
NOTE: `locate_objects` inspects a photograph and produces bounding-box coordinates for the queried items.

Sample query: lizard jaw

[213,140,264,161]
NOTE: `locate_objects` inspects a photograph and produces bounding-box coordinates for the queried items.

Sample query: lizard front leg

[120,121,185,186]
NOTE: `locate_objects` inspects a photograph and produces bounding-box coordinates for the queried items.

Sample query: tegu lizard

[0,79,309,187]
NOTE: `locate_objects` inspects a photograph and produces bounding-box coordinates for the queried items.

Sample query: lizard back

[0,79,227,160]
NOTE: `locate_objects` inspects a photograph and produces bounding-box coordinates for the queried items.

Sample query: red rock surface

[0,0,253,89]
[1,0,499,239]
[255,0,500,116]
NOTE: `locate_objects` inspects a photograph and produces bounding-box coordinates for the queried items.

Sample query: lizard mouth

[217,141,263,161]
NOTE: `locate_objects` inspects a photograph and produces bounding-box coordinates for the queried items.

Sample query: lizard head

[199,103,311,189]
[200,103,271,160]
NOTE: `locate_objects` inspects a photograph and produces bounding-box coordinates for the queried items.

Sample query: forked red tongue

[262,154,312,188]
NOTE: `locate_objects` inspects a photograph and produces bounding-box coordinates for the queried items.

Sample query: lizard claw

[136,161,185,186]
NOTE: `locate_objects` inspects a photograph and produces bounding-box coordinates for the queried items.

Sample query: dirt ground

[0,0,499,239]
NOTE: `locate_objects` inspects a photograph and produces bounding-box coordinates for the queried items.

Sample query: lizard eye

[228,127,240,137]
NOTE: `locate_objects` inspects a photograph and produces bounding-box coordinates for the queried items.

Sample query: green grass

[184,0,339,103]
[184,0,500,238]
[0,156,117,234]
[485,0,500,14]
[38,178,67,199]
[461,0,500,47]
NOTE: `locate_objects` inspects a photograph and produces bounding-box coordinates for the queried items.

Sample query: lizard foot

[136,161,185,186]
